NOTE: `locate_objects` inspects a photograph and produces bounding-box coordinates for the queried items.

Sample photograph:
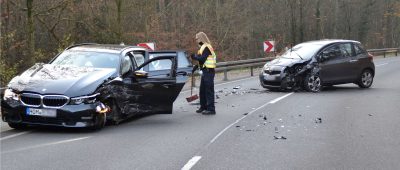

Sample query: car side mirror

[134,70,148,78]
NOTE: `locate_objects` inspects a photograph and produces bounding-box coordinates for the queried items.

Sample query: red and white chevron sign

[263,40,275,53]
[137,42,155,51]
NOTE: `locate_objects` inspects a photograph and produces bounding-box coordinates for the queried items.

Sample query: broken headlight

[3,88,20,101]
[70,93,99,105]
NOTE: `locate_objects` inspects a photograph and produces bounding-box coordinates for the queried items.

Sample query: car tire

[8,122,28,130]
[90,112,106,131]
[358,69,374,88]
[304,74,322,92]
[105,100,123,125]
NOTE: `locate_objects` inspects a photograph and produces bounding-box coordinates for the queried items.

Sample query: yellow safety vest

[197,43,217,68]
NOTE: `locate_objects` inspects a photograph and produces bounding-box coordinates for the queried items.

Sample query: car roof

[66,43,147,54]
[300,39,360,46]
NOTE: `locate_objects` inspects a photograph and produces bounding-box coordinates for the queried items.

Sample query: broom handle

[190,75,194,96]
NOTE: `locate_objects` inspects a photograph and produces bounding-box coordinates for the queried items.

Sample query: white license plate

[26,108,57,117]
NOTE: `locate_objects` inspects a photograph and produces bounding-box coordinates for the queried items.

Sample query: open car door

[148,51,192,95]
[131,55,179,114]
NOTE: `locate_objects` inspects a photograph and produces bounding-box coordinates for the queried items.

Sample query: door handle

[349,59,358,63]
[177,71,187,76]
[162,83,174,88]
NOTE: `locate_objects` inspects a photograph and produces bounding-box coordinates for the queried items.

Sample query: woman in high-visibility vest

[191,32,217,115]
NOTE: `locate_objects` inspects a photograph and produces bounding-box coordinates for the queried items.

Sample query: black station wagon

[1,44,192,130]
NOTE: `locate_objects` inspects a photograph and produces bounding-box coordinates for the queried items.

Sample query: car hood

[266,57,304,67]
[8,63,117,97]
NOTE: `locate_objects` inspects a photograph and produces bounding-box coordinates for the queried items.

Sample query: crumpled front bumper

[1,99,101,128]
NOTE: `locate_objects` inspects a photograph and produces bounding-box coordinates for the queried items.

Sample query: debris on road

[298,114,302,117]
[243,112,249,115]
[233,85,241,89]
[246,129,254,132]
[368,114,373,116]
[274,136,287,140]
[274,127,279,133]
[315,118,322,123]
[216,95,220,99]
[236,125,241,128]
[263,115,267,121]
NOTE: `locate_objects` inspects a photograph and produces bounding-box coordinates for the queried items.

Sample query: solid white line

[209,92,293,144]
[375,63,388,67]
[180,76,257,94]
[269,93,294,104]
[181,156,202,170]
[0,131,32,141]
[1,136,90,154]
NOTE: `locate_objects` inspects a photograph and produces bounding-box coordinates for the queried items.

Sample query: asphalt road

[1,56,399,170]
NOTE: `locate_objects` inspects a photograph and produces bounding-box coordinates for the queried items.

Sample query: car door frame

[318,43,351,84]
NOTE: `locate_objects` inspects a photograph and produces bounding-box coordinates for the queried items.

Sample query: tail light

[368,52,374,61]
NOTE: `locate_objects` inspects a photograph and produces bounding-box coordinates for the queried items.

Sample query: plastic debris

[274,136,287,140]
[315,118,322,123]
[274,127,279,133]
[236,125,241,128]
[233,85,241,89]
[263,116,267,121]
[216,95,220,99]
[243,112,249,115]
[298,114,302,117]
[246,129,254,132]
[368,114,373,116]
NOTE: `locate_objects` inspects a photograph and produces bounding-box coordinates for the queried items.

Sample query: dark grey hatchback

[259,40,375,92]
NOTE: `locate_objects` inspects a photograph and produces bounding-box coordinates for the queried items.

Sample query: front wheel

[358,69,374,88]
[304,74,322,92]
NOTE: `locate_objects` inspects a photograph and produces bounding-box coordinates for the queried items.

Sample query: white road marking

[269,93,294,104]
[0,131,32,141]
[181,92,294,170]
[181,156,202,170]
[376,63,388,67]
[180,76,257,94]
[209,92,293,144]
[1,136,91,154]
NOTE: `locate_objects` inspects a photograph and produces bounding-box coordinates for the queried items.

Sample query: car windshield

[281,44,323,60]
[51,50,120,68]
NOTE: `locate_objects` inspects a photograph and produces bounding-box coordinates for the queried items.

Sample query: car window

[339,43,353,57]
[321,45,342,61]
[121,55,133,75]
[51,51,119,68]
[132,53,145,67]
[178,52,191,68]
[148,56,172,71]
[354,43,367,55]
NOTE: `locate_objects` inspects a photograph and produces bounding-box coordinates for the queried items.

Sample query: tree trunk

[26,0,35,65]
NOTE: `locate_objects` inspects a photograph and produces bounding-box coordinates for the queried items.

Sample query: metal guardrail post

[250,66,254,76]
[223,68,228,81]
[384,52,386,58]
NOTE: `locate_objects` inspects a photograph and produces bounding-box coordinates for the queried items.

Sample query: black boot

[196,108,205,113]
[202,110,216,115]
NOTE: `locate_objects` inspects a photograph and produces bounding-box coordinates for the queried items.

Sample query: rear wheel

[304,74,322,92]
[8,122,28,130]
[358,69,373,88]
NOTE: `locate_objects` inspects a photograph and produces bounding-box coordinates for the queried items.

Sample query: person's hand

[190,53,196,59]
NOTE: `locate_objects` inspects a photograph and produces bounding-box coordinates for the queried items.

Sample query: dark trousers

[199,69,215,111]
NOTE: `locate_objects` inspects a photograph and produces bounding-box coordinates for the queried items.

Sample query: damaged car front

[2,44,192,130]
[260,42,322,91]
[260,40,375,92]
[1,48,123,130]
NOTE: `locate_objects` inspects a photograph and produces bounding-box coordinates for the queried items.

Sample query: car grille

[20,93,69,108]
[263,81,281,86]
[264,70,281,75]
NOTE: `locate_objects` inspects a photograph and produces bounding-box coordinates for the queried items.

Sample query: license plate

[26,108,57,117]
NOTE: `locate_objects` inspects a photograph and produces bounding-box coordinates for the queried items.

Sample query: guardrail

[367,48,399,58]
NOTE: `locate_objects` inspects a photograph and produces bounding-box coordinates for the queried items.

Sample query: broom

[186,74,199,102]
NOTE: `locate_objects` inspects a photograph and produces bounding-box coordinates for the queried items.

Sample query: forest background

[1,0,399,85]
